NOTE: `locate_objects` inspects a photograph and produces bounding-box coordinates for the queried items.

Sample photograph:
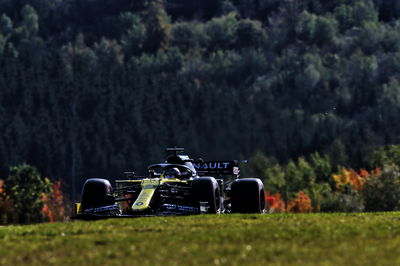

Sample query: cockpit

[148,163,196,179]
[147,149,198,179]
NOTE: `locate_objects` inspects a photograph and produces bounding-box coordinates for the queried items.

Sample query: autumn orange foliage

[41,193,54,222]
[286,191,312,213]
[265,191,286,213]
[332,167,380,192]
[0,179,16,224]
[41,181,65,222]
[265,191,314,213]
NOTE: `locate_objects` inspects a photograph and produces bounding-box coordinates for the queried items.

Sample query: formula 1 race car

[74,148,266,219]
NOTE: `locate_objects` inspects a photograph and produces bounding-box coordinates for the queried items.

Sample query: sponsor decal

[161,204,199,213]
[199,201,209,213]
[142,179,160,186]
[192,162,233,170]
[83,204,121,214]
[135,202,144,206]
[143,185,157,189]
[233,167,240,175]
[136,190,151,201]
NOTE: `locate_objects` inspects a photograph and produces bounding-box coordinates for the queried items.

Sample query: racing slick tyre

[230,178,266,213]
[81,178,115,211]
[191,177,221,214]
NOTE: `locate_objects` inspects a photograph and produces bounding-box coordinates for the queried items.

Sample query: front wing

[73,203,204,220]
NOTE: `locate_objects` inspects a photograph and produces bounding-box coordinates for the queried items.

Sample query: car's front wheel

[81,178,115,211]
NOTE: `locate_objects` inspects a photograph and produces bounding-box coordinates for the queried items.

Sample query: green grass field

[1,213,400,265]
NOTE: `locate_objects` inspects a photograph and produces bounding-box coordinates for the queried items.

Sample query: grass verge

[1,213,400,265]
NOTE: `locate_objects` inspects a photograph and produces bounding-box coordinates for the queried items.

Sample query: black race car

[74,148,265,219]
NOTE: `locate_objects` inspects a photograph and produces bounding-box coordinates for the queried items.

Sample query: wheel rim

[259,189,266,213]
[214,188,220,213]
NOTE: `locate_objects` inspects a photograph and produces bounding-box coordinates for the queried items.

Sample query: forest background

[2,0,400,222]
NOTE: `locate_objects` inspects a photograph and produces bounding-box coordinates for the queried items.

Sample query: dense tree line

[1,0,400,200]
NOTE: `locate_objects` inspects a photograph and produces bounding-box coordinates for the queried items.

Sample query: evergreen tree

[142,0,171,53]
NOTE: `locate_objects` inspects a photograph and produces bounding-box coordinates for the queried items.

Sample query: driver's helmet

[163,167,181,179]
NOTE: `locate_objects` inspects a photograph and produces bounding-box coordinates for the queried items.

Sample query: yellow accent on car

[131,178,189,211]
[75,203,81,215]
[131,179,160,211]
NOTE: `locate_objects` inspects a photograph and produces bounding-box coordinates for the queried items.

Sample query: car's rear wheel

[81,178,115,211]
[230,178,265,213]
[191,177,220,213]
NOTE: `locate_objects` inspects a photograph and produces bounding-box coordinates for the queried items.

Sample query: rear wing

[193,161,240,178]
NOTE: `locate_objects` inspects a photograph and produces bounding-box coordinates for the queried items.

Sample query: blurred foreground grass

[1,213,400,265]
